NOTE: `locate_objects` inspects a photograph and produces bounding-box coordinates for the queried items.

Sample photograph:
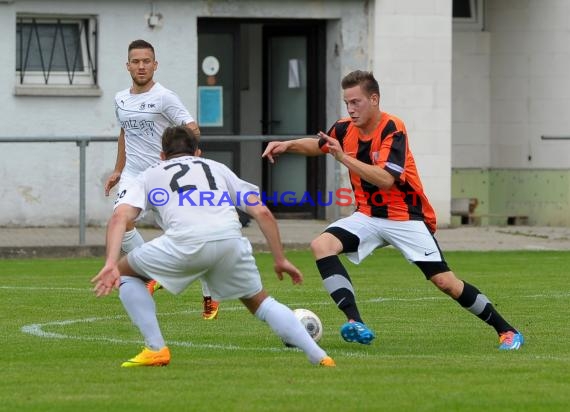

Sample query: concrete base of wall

[452,169,570,226]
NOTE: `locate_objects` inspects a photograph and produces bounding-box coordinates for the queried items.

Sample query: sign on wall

[198,86,223,127]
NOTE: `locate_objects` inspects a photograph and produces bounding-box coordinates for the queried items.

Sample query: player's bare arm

[320,132,395,190]
[245,194,303,285]
[262,137,322,163]
[91,204,140,296]
[104,129,127,196]
[105,204,140,263]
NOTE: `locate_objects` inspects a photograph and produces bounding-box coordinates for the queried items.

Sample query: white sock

[200,279,211,297]
[122,228,144,253]
[255,296,327,364]
[119,276,165,350]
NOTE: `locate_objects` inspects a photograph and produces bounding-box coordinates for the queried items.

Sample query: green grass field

[1,250,569,412]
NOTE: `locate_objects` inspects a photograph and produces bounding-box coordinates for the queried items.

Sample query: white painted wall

[488,0,570,168]
[373,0,453,226]
[0,0,372,226]
[0,0,199,226]
[3,0,568,229]
[451,0,570,170]
[452,31,491,168]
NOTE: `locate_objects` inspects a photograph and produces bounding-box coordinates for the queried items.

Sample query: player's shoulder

[194,156,230,172]
[328,117,353,139]
[151,82,176,96]
[151,83,185,106]
[114,87,131,101]
[381,111,406,130]
[333,117,352,127]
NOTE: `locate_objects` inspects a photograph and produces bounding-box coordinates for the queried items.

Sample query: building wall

[0,0,201,226]
[5,0,567,229]
[488,0,570,169]
[451,0,570,226]
[0,0,372,226]
[373,0,453,227]
[452,31,491,168]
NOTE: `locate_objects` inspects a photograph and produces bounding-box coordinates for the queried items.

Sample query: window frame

[453,0,484,31]
[15,14,100,96]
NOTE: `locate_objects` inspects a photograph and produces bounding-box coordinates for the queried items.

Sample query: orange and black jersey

[319,112,437,233]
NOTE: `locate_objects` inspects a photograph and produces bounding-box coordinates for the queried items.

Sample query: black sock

[316,255,363,323]
[455,281,516,334]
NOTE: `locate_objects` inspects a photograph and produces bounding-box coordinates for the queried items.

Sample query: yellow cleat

[202,296,220,320]
[319,356,336,367]
[121,347,171,367]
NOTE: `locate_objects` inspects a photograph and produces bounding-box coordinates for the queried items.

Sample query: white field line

[14,285,570,359]
[3,284,570,300]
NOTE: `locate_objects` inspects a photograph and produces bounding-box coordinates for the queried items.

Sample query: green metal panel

[452,169,570,226]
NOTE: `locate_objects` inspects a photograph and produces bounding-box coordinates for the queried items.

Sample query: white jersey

[114,82,194,179]
[115,156,259,243]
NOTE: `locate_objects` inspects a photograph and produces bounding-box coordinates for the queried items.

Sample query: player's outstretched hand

[274,258,303,285]
[262,141,288,164]
[317,131,344,161]
[104,172,121,196]
[91,264,121,297]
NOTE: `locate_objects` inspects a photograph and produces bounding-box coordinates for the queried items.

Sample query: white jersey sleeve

[161,89,195,126]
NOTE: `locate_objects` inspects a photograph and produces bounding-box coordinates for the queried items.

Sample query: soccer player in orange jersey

[263,70,523,350]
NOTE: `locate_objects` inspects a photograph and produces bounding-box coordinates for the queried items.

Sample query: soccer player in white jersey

[92,126,336,368]
[104,39,220,320]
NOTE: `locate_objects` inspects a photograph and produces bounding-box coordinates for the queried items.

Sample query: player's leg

[200,279,220,320]
[311,214,379,344]
[241,291,334,367]
[115,177,145,254]
[147,268,221,321]
[146,278,163,294]
[206,237,334,366]
[121,221,144,253]
[115,180,163,298]
[427,269,523,350]
[386,220,523,351]
[123,227,165,297]
[115,255,170,367]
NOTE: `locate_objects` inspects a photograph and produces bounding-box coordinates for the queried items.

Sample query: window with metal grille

[16,15,98,88]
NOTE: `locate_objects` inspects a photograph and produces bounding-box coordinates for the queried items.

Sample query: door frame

[261,21,327,218]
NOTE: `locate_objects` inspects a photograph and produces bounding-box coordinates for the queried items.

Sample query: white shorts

[127,236,262,300]
[327,212,444,264]
[115,174,150,221]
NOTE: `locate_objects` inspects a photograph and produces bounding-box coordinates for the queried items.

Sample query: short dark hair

[162,126,199,158]
[341,70,380,98]
[128,39,155,58]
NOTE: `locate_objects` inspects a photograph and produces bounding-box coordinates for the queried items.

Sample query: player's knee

[430,271,460,296]
[310,236,336,258]
[430,275,450,294]
[311,230,348,258]
[309,237,323,255]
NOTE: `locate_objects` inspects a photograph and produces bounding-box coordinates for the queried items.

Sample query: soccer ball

[293,308,323,343]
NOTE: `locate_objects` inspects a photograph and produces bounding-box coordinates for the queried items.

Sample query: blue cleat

[498,331,524,350]
[340,320,376,345]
